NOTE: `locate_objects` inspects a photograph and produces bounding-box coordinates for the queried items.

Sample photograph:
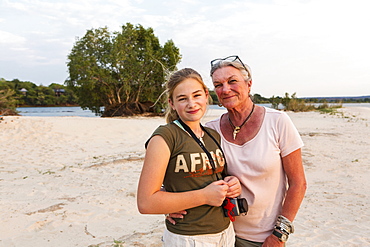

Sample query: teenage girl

[137,68,241,246]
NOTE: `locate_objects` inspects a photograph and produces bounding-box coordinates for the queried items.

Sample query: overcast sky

[1,0,369,97]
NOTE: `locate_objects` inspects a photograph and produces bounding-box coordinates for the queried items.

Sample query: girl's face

[212,66,251,110]
[169,78,209,124]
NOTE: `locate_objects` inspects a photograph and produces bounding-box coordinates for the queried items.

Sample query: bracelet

[275,215,294,234]
[275,226,290,235]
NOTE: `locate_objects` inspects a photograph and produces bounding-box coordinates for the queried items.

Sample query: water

[336,103,370,108]
[16,106,99,117]
[16,103,370,117]
[209,103,275,110]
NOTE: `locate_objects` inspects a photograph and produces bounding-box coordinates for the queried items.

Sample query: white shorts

[162,223,235,247]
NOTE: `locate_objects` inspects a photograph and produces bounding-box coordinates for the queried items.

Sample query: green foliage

[65,23,181,116]
[252,93,270,104]
[316,102,342,114]
[281,92,315,112]
[269,95,282,110]
[209,90,219,105]
[0,78,78,110]
[271,92,343,112]
[0,88,18,114]
[275,92,313,111]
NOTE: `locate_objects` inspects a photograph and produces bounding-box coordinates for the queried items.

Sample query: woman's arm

[280,148,307,221]
[137,135,229,214]
[263,148,307,246]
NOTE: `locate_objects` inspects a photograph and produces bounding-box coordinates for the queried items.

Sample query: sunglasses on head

[210,55,251,77]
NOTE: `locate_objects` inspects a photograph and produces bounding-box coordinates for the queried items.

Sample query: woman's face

[212,66,251,110]
[169,78,209,124]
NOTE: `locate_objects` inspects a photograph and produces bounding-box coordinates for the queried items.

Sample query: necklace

[198,131,205,144]
[228,104,255,140]
[174,120,204,141]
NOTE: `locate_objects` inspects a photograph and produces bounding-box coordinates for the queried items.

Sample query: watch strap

[272,230,288,242]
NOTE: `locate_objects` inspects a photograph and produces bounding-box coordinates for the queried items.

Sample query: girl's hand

[203,180,229,206]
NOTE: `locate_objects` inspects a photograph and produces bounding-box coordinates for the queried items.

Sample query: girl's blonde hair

[165,68,210,123]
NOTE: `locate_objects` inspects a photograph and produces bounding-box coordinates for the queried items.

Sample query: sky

[1,0,369,98]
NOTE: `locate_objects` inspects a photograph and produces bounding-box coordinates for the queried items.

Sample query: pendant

[233,127,240,140]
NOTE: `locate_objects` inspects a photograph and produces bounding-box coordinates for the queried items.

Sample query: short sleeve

[277,112,304,157]
[145,125,175,153]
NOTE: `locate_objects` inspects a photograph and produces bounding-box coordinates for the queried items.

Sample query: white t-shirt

[206,107,303,242]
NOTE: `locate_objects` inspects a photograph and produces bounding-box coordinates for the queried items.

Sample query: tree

[0,78,79,107]
[66,23,181,116]
[270,95,281,109]
[0,89,18,115]
[49,83,78,106]
[252,93,270,104]
[280,92,314,112]
[209,90,219,105]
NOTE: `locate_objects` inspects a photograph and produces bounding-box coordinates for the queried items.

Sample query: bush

[316,102,342,114]
[284,98,315,112]
[278,93,342,112]
[0,89,18,115]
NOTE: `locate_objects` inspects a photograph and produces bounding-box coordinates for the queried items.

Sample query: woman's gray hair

[210,60,252,83]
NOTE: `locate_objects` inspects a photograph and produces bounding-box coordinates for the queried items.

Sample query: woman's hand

[224,176,241,198]
[166,210,187,225]
[262,234,284,247]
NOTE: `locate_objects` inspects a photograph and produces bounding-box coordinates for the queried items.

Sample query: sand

[0,107,369,247]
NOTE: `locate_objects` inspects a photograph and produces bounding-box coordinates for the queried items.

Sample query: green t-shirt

[148,122,230,235]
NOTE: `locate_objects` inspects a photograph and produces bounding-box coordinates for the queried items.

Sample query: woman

[137,68,241,246]
[167,58,307,246]
[207,56,307,247]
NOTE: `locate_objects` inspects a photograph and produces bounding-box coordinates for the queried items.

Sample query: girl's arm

[137,135,229,214]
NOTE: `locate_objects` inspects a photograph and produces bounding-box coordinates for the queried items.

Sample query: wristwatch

[272,230,289,242]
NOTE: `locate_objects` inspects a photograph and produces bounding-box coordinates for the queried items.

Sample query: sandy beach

[1,107,369,247]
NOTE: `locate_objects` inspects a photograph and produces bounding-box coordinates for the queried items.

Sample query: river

[16,103,370,117]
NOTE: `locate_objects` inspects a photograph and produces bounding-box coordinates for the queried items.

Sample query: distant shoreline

[16,104,80,108]
[14,103,370,118]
